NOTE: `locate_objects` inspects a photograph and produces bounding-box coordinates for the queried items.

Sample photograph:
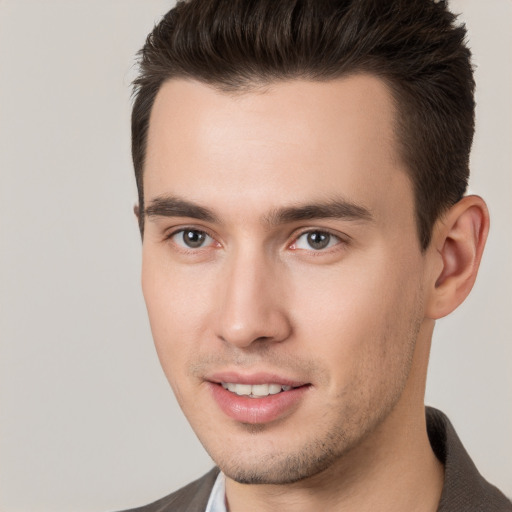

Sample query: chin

[213,431,352,485]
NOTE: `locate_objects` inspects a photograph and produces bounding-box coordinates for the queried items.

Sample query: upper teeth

[221,382,292,397]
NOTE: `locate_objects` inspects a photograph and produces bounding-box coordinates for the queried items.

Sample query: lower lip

[208,383,310,424]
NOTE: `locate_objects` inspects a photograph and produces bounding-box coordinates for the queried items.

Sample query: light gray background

[0,1,510,511]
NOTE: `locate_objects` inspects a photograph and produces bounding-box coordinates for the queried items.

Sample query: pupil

[184,230,205,248]
[307,231,330,250]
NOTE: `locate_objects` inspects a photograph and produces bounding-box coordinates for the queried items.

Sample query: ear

[425,195,489,320]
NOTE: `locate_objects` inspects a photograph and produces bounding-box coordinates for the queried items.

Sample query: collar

[426,407,512,511]
[205,471,227,512]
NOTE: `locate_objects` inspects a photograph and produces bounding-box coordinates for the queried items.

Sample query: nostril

[254,336,273,343]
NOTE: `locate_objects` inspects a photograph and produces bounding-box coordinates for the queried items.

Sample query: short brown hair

[132,0,474,249]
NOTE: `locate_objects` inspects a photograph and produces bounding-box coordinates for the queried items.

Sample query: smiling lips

[208,375,311,424]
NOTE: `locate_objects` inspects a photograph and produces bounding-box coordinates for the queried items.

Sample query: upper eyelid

[291,227,350,243]
[164,225,215,239]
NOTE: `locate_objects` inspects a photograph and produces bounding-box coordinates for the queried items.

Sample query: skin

[140,76,489,511]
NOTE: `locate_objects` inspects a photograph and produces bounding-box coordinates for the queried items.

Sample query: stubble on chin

[222,425,352,485]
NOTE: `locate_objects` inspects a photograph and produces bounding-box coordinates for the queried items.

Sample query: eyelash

[164,227,349,254]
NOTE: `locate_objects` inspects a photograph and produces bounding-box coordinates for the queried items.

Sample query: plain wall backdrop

[0,1,510,510]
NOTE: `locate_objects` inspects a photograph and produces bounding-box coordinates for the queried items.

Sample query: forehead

[144,75,414,228]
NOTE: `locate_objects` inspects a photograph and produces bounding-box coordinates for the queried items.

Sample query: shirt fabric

[204,472,226,512]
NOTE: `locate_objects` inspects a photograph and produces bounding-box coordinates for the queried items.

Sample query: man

[123,0,511,510]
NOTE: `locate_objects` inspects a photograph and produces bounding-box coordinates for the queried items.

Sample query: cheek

[289,255,422,379]
[141,253,212,380]
[291,260,394,335]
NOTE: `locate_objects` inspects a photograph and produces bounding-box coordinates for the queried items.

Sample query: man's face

[141,76,433,484]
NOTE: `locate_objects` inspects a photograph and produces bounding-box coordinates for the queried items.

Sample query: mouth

[206,373,311,424]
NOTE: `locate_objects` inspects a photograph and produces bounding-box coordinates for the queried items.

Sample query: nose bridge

[216,243,290,348]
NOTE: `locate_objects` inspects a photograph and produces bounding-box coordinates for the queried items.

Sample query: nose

[214,250,292,349]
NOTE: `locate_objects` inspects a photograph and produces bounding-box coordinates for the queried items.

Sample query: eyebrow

[264,199,374,225]
[144,195,373,225]
[145,196,218,223]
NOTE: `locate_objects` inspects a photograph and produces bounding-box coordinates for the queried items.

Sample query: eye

[291,230,341,251]
[170,229,215,249]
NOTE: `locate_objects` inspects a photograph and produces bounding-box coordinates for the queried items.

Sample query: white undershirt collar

[205,471,227,512]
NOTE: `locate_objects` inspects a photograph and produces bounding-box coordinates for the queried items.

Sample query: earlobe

[426,195,489,320]
[134,204,140,220]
